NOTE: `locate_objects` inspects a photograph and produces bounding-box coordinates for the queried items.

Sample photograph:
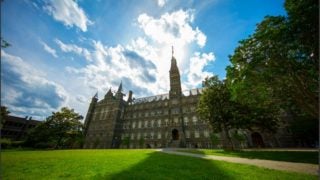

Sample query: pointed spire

[93,92,98,99]
[172,46,174,57]
[117,81,122,93]
[106,87,113,96]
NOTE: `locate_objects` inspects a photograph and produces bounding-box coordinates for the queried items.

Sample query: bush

[1,138,12,149]
[1,139,25,149]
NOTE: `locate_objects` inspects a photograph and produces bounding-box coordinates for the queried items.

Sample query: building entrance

[172,129,179,140]
[251,132,264,147]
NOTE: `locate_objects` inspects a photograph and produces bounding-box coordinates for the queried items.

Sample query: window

[165,119,169,126]
[144,121,148,128]
[174,117,179,124]
[190,106,196,112]
[157,119,161,127]
[172,108,179,114]
[137,133,141,139]
[185,130,190,138]
[138,121,142,128]
[150,132,154,139]
[194,131,200,138]
[204,131,210,138]
[132,122,136,129]
[157,132,161,139]
[131,133,135,140]
[184,117,189,125]
[151,120,154,127]
[192,116,197,123]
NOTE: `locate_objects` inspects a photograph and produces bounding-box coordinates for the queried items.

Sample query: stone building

[83,50,294,149]
[2,115,41,141]
[83,51,213,149]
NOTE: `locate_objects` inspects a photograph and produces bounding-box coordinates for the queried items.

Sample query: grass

[1,149,317,179]
[177,149,319,164]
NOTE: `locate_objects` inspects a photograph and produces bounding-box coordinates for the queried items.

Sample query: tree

[198,76,247,150]
[139,137,145,148]
[122,136,130,148]
[1,0,11,48]
[198,76,278,150]
[226,0,318,120]
[25,107,84,149]
[0,106,10,129]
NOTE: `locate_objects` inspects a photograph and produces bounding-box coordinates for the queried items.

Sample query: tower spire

[93,91,98,99]
[169,47,182,99]
[117,81,122,93]
[172,46,174,57]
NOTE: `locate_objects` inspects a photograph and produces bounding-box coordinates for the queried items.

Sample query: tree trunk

[222,124,234,150]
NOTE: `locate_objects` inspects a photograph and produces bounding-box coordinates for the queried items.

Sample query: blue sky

[1,0,286,120]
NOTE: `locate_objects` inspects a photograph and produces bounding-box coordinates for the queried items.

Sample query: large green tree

[197,76,278,150]
[25,107,84,149]
[226,0,318,119]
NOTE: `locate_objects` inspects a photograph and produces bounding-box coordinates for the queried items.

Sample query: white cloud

[61,9,214,104]
[1,50,69,118]
[137,9,206,49]
[39,40,58,58]
[55,39,92,61]
[157,0,167,7]
[186,52,215,87]
[44,0,93,32]
[65,40,158,97]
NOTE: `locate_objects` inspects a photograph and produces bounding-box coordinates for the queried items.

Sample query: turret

[84,92,98,135]
[105,88,113,100]
[115,82,124,100]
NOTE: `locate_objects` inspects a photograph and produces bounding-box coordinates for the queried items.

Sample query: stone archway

[172,129,179,140]
[251,132,264,147]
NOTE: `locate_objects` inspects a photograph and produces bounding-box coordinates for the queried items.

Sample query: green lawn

[177,149,318,164]
[1,150,317,179]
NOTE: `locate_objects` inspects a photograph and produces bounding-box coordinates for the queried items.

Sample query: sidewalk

[158,149,319,175]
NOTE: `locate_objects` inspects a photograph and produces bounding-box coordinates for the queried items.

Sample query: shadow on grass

[103,151,234,180]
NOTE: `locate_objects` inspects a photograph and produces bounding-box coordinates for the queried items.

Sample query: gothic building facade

[83,51,294,149]
[83,52,215,149]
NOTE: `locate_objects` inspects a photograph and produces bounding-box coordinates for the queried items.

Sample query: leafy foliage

[209,133,220,147]
[0,106,10,129]
[226,0,318,146]
[198,76,278,149]
[226,0,318,119]
[122,136,130,148]
[25,107,84,149]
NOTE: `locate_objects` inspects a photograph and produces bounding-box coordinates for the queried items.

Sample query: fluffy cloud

[1,50,68,120]
[137,9,206,49]
[157,0,167,7]
[64,40,157,97]
[39,40,58,58]
[44,0,93,32]
[55,39,91,61]
[186,52,215,87]
[62,9,214,100]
